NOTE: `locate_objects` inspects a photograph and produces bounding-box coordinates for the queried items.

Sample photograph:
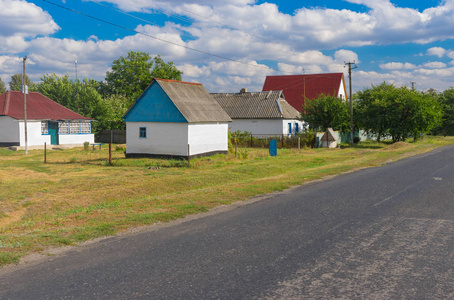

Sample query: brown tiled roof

[262,73,346,112]
[0,91,92,120]
[211,90,300,119]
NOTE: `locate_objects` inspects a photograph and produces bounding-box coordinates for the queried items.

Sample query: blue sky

[1,0,454,93]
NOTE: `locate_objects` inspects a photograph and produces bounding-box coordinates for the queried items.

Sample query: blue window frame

[288,123,292,134]
[139,127,147,138]
[295,123,299,133]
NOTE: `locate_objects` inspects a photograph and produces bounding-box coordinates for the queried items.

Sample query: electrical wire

[41,0,294,75]
[91,0,324,65]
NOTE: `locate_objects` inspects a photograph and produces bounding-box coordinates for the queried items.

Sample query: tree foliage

[355,82,443,142]
[434,88,454,136]
[39,74,110,133]
[9,74,38,92]
[300,94,350,132]
[0,78,6,94]
[103,52,183,106]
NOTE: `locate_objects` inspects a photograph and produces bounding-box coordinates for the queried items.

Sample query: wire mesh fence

[230,131,316,149]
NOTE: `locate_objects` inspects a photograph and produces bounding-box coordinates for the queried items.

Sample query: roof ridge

[155,78,202,86]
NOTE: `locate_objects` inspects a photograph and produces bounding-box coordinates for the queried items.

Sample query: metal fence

[96,130,126,144]
[231,133,316,149]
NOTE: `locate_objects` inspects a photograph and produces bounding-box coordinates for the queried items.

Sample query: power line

[40,0,293,75]
[93,0,324,66]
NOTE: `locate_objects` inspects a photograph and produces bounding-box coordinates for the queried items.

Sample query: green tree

[9,74,38,92]
[0,78,6,94]
[300,94,350,132]
[356,82,442,142]
[97,94,130,130]
[103,52,183,106]
[39,74,111,133]
[435,88,454,136]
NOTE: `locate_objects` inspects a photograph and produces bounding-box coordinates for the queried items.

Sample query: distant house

[262,73,347,112]
[123,78,232,158]
[0,91,94,148]
[211,89,303,136]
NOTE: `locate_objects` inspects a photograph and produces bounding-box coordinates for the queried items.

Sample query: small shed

[321,128,338,148]
[123,78,232,158]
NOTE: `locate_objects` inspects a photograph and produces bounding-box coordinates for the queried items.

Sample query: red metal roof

[262,73,346,112]
[0,91,92,120]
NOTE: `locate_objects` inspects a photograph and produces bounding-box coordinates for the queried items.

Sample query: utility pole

[75,60,79,113]
[411,81,416,90]
[345,61,357,146]
[23,56,28,155]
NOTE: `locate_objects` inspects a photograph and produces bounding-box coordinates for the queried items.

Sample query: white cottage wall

[229,119,304,136]
[59,133,94,145]
[338,81,347,100]
[0,116,19,145]
[126,122,189,156]
[19,121,50,146]
[282,119,305,135]
[188,123,229,155]
[229,119,285,135]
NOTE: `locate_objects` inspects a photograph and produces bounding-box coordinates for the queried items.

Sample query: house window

[295,123,299,133]
[70,121,81,134]
[80,121,91,134]
[139,127,147,138]
[59,122,69,134]
[288,123,292,134]
[41,121,48,134]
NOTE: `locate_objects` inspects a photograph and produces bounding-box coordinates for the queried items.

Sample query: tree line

[301,82,454,143]
[0,52,182,134]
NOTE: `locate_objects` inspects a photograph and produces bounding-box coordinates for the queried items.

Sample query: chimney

[240,88,247,93]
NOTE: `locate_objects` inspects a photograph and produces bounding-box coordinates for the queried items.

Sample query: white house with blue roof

[123,78,232,158]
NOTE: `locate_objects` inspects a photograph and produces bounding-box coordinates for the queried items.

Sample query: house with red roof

[262,73,347,113]
[123,78,231,158]
[0,91,94,148]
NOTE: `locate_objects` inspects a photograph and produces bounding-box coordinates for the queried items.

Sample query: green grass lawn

[1,137,454,266]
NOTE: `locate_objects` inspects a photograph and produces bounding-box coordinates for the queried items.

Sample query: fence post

[282,134,284,147]
[109,143,112,166]
[235,140,237,157]
[298,136,300,149]
[250,134,253,147]
[187,144,190,165]
[44,142,47,163]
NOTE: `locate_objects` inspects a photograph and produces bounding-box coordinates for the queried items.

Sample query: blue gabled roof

[123,80,187,123]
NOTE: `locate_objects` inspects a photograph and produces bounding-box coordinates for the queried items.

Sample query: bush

[84,141,90,151]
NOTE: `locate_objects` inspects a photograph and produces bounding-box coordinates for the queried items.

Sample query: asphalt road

[1,145,454,299]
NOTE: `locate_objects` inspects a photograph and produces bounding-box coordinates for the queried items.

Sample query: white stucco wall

[188,122,229,155]
[126,122,229,156]
[19,121,50,147]
[229,119,304,136]
[17,121,94,147]
[126,122,189,156]
[58,134,94,145]
[281,119,305,135]
[0,116,19,145]
[338,81,347,100]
